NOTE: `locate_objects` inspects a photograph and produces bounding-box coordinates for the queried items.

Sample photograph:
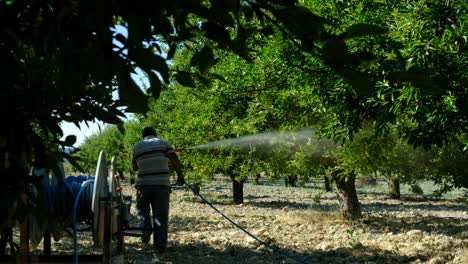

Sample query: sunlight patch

[277,211,343,225]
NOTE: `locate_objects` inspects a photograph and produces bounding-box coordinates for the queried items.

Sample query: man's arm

[166,151,185,186]
[131,152,137,185]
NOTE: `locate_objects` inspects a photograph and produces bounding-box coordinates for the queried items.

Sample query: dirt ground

[25,179,468,264]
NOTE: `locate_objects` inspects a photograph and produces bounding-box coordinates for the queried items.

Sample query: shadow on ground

[125,241,427,264]
[362,214,468,236]
[362,201,468,213]
[247,200,339,212]
[169,216,227,232]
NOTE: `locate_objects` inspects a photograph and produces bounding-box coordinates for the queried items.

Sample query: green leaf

[197,75,210,86]
[69,147,80,155]
[338,69,374,96]
[211,73,227,83]
[211,0,239,11]
[260,25,275,36]
[127,14,149,46]
[114,55,149,113]
[161,18,174,35]
[242,6,254,21]
[190,46,218,73]
[166,43,177,60]
[268,6,328,45]
[202,22,231,48]
[108,107,127,118]
[210,8,235,28]
[47,121,63,138]
[175,71,196,87]
[267,0,298,7]
[114,33,127,45]
[64,135,77,146]
[67,155,84,172]
[147,71,162,99]
[339,23,388,40]
[89,105,122,124]
[253,6,264,23]
[131,48,169,83]
[151,42,162,54]
[353,51,377,66]
[322,40,353,66]
[388,68,442,94]
[117,122,126,135]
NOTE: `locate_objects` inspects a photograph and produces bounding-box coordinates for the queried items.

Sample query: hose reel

[26,150,132,262]
[92,151,131,255]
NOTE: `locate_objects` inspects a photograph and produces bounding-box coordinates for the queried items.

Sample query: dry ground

[22,179,468,264]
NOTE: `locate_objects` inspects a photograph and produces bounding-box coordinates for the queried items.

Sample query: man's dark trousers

[136,185,170,252]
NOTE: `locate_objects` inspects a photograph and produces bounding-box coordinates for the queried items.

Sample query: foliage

[429,138,468,193]
[135,29,333,186]
[75,1,468,222]
[292,0,468,150]
[334,122,468,194]
[140,88,220,184]
[5,0,385,228]
[74,120,144,180]
[3,0,468,229]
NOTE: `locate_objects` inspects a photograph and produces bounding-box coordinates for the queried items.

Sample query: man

[132,126,185,253]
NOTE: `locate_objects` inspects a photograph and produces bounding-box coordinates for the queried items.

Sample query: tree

[139,0,468,214]
[291,0,468,217]
[75,121,140,177]
[5,0,372,230]
[142,0,468,217]
[135,29,329,203]
[4,0,465,232]
[425,138,468,195]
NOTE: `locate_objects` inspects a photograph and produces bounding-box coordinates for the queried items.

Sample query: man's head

[141,126,157,138]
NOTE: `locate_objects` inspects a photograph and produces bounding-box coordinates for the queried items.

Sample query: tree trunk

[333,173,362,220]
[323,176,332,192]
[284,175,298,187]
[388,178,401,199]
[232,178,244,204]
[255,174,261,185]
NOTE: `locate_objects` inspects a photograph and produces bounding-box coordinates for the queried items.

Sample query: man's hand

[175,147,185,153]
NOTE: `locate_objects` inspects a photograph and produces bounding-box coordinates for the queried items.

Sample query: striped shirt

[132,136,175,186]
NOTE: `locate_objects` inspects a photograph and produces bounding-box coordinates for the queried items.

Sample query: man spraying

[132,126,185,253]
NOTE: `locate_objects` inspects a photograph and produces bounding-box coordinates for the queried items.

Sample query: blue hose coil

[43,175,95,222]
[41,175,98,264]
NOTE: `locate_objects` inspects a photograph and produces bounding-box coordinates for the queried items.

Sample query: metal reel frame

[4,151,131,263]
[92,152,128,262]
